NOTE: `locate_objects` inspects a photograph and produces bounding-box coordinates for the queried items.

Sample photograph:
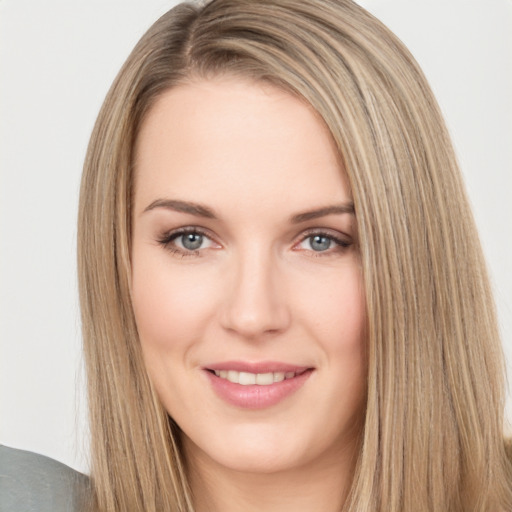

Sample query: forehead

[133,77,351,214]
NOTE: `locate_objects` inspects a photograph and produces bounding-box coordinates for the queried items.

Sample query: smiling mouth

[205,365,314,408]
[209,369,308,386]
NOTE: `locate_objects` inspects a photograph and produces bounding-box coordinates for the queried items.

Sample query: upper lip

[204,361,312,374]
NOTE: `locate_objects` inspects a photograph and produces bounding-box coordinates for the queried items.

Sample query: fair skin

[131,77,367,512]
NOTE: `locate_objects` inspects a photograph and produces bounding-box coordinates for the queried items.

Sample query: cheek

[300,262,366,350]
[130,249,217,355]
[333,271,366,384]
[319,266,367,422]
[300,261,367,410]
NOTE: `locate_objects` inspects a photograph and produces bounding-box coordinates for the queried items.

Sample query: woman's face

[131,77,367,475]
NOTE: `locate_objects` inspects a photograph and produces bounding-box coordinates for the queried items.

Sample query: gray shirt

[0,445,90,511]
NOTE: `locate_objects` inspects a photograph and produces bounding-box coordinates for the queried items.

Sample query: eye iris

[182,233,203,250]
[310,235,331,251]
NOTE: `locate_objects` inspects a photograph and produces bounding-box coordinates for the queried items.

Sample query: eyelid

[296,227,351,241]
[158,225,213,242]
[157,226,221,256]
[293,228,352,254]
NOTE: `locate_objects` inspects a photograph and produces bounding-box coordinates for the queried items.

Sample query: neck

[184,439,358,512]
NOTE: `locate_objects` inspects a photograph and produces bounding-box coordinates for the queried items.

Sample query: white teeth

[239,371,256,385]
[273,372,285,382]
[255,372,273,385]
[213,370,298,385]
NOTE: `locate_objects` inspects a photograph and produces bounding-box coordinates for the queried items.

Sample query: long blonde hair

[78,1,512,510]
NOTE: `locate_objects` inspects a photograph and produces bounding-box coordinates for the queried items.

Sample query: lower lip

[205,369,313,409]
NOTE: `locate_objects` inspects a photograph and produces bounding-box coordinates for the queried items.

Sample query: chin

[180,420,338,476]
[187,440,304,475]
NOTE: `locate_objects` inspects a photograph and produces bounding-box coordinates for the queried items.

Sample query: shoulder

[0,445,91,512]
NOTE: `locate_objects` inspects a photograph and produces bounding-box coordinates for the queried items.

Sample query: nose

[219,248,291,340]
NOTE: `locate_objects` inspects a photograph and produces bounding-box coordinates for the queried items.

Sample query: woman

[77,0,512,510]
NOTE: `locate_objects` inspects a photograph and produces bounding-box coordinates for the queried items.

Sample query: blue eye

[178,232,205,251]
[308,235,333,252]
[296,231,352,255]
[158,228,216,256]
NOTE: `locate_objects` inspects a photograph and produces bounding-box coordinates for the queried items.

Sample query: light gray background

[1,0,511,474]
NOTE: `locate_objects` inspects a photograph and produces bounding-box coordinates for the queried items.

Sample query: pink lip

[203,361,314,409]
[205,360,310,374]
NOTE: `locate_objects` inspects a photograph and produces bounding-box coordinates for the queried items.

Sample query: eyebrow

[143,199,217,218]
[289,203,355,223]
[142,198,355,222]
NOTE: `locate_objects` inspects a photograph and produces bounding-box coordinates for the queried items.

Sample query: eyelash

[157,227,352,258]
[157,227,212,258]
[298,229,352,257]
